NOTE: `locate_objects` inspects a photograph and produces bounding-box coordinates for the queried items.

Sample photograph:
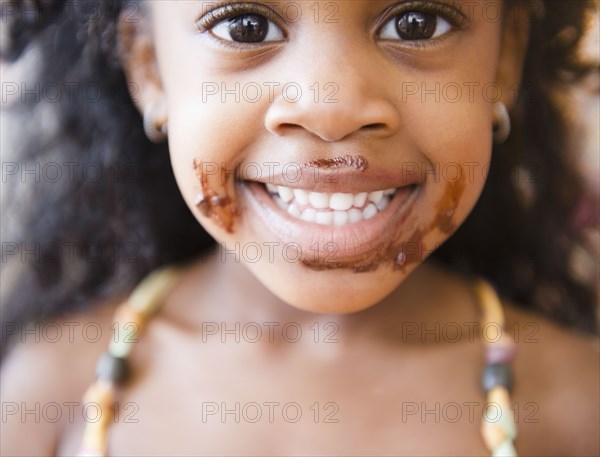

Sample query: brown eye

[380,11,452,41]
[211,14,284,43]
[227,15,267,42]
[397,12,436,40]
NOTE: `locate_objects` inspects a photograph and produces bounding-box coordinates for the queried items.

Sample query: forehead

[144,0,500,36]
[147,0,480,18]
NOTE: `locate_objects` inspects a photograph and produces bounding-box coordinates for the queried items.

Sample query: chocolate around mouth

[394,174,466,271]
[303,154,369,172]
[191,157,466,275]
[193,159,238,233]
[298,173,466,274]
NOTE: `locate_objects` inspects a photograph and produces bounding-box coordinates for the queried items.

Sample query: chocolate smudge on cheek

[394,173,466,271]
[304,155,369,172]
[192,159,238,233]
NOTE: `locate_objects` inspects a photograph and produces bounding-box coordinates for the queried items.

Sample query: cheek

[416,98,492,210]
[166,89,268,236]
[413,116,491,267]
[152,12,270,238]
[394,86,495,267]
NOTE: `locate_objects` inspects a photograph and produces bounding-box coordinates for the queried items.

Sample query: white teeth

[277,186,294,203]
[330,193,354,211]
[275,197,289,211]
[363,203,378,220]
[308,192,330,209]
[315,211,334,225]
[368,190,384,204]
[301,208,317,223]
[376,196,390,211]
[266,183,399,226]
[348,208,363,224]
[287,204,301,218]
[333,210,349,226]
[293,188,309,205]
[353,192,368,208]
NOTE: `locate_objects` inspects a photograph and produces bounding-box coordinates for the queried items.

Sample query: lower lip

[239,181,421,265]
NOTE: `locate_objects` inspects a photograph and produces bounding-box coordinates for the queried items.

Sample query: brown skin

[1,258,599,456]
[121,0,526,314]
[1,1,598,455]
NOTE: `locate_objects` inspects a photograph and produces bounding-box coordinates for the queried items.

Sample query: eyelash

[196,2,287,50]
[377,0,469,46]
[195,1,469,50]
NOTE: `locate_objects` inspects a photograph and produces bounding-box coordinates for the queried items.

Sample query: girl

[1,0,598,455]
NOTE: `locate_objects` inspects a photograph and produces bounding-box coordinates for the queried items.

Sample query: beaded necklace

[76,267,518,457]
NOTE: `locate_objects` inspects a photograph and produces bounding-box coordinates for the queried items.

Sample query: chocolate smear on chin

[193,159,238,233]
[300,203,419,273]
[301,169,467,273]
[301,241,396,273]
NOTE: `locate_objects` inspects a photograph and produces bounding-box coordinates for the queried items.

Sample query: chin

[247,259,410,314]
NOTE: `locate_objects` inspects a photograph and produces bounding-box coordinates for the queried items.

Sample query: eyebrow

[197,0,469,11]
[196,0,314,23]
[200,0,271,6]
[197,0,470,17]
[198,1,283,13]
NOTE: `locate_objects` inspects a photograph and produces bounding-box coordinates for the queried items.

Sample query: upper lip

[239,164,425,194]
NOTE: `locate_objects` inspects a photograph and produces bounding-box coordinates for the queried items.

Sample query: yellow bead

[80,380,115,456]
[473,279,506,328]
[482,420,508,450]
[127,266,182,317]
[488,386,511,407]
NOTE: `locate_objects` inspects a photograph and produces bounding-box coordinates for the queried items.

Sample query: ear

[117,5,167,124]
[495,3,531,110]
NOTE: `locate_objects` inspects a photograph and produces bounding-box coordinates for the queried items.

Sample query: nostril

[363,123,386,130]
[276,123,304,134]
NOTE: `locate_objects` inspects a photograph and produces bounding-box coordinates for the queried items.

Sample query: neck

[159,247,481,347]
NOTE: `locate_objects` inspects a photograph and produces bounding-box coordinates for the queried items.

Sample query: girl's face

[122,0,528,313]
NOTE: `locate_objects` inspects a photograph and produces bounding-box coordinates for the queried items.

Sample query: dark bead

[481,362,513,393]
[96,352,129,384]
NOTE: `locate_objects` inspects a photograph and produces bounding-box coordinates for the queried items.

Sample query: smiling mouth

[237,174,422,271]
[265,183,399,226]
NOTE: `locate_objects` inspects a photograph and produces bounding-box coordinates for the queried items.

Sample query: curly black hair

[1,0,598,359]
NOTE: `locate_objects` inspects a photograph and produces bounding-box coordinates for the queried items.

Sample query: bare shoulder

[0,298,121,456]
[503,302,599,456]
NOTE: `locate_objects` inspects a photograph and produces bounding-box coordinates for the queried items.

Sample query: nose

[264,53,400,142]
